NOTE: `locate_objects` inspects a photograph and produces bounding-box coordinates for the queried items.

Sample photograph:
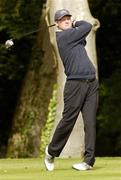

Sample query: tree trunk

[46,0,100,157]
[7,11,57,157]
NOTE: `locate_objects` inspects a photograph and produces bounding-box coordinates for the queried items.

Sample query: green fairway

[0,157,121,180]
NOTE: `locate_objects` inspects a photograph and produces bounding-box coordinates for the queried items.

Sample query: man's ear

[55,21,58,27]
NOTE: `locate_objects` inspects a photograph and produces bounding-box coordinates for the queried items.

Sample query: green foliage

[7,109,40,158]
[0,0,43,36]
[89,0,121,156]
[97,70,121,155]
[89,0,121,79]
[0,0,45,157]
[21,111,36,135]
[40,84,57,156]
[0,0,43,79]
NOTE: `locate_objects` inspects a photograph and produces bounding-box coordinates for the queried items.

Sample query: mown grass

[0,157,121,180]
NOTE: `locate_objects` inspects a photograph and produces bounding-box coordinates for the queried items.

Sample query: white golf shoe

[44,146,54,171]
[72,162,92,171]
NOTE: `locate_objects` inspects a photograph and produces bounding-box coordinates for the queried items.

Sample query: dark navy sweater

[56,21,96,80]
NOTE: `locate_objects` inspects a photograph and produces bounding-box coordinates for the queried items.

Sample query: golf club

[5,24,56,49]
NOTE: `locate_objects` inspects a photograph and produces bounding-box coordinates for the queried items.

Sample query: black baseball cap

[54,9,72,21]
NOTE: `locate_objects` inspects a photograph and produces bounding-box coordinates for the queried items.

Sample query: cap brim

[57,14,72,21]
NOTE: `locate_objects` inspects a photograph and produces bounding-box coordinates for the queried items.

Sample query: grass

[0,157,121,180]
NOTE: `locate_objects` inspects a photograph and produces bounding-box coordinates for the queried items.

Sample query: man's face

[57,16,72,30]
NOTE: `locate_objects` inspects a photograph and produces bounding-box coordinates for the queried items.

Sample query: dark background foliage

[0,0,45,156]
[89,0,121,155]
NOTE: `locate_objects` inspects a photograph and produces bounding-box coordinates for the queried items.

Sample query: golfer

[44,9,99,171]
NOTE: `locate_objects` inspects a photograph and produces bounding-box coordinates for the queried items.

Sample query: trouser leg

[82,79,99,166]
[48,80,85,157]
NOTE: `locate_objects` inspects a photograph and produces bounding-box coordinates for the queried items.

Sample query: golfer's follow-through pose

[44,9,99,171]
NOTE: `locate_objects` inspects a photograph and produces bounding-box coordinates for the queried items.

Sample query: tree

[6,1,56,158]
[0,0,48,157]
[45,0,100,157]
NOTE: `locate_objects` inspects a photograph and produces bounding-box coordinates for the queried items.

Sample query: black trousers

[48,78,99,166]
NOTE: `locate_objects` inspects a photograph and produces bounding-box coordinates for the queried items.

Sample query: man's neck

[56,29,63,32]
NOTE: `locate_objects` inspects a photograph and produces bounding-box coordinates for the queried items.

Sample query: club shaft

[13,24,56,40]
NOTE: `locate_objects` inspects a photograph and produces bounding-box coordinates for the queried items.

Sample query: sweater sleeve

[74,20,91,27]
[65,21,92,44]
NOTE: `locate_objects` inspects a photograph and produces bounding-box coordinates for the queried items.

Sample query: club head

[5,39,14,49]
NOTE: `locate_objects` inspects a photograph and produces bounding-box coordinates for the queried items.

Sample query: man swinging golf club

[44,9,99,171]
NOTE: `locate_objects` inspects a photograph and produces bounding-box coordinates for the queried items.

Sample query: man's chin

[64,26,71,30]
